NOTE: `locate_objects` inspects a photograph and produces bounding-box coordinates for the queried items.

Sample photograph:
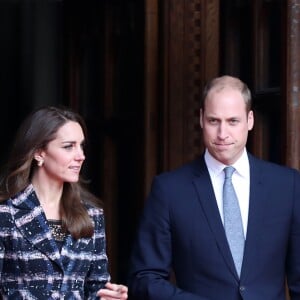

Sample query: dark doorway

[0,0,145,283]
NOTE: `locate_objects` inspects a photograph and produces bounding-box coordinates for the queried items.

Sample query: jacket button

[239,286,245,292]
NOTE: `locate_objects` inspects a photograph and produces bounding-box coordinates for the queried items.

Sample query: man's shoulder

[155,157,205,182]
[248,152,300,175]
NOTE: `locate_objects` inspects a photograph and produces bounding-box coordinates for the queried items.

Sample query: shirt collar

[204,148,249,178]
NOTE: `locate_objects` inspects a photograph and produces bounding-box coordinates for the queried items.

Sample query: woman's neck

[31,177,63,220]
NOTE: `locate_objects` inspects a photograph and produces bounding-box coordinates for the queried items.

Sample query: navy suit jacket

[128,153,300,300]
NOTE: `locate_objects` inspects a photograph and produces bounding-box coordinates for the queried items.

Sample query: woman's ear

[34,151,44,167]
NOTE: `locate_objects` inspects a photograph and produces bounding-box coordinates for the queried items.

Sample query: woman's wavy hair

[0,106,100,239]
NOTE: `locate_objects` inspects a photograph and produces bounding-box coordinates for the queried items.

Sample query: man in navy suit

[128,75,300,299]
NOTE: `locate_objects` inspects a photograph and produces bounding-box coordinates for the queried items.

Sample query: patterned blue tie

[223,166,245,277]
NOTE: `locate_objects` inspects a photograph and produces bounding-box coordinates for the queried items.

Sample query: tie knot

[224,166,235,179]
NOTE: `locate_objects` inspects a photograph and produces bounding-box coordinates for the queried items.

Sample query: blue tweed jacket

[0,184,111,299]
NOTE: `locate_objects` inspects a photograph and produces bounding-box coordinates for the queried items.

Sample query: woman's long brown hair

[0,106,101,239]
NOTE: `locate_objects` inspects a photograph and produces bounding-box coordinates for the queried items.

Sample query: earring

[37,160,43,167]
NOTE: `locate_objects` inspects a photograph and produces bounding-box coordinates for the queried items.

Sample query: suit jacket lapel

[192,157,239,279]
[11,185,63,269]
[240,154,266,281]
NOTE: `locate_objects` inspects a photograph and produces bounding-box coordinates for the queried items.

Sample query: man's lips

[213,143,233,150]
[214,142,232,146]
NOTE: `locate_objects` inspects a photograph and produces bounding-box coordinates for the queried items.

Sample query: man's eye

[230,119,239,125]
[209,119,217,124]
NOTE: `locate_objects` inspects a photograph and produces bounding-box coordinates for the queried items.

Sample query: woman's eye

[63,144,73,150]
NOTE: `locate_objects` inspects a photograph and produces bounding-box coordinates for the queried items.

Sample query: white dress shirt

[204,148,250,237]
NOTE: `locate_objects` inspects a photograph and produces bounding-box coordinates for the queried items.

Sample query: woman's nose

[76,147,85,161]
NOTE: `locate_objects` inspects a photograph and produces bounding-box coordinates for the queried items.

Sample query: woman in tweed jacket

[0,106,128,300]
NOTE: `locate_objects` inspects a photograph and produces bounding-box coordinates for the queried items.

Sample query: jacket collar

[10,185,63,268]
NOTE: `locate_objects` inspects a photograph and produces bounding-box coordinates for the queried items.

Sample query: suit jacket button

[239,286,245,292]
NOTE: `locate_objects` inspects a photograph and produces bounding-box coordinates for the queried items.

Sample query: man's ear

[247,110,254,131]
[200,109,203,129]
